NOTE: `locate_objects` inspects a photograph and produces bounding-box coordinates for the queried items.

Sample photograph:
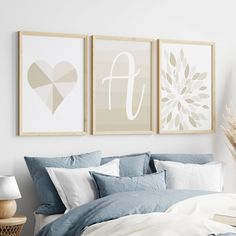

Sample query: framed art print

[158,40,215,134]
[92,35,154,134]
[19,32,87,136]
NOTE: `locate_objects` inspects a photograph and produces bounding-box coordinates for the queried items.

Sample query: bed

[35,191,236,236]
[24,152,236,236]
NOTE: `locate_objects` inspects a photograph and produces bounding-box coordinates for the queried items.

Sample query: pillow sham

[101,152,151,176]
[24,151,101,215]
[149,154,213,172]
[154,160,223,192]
[91,171,166,198]
[47,159,120,212]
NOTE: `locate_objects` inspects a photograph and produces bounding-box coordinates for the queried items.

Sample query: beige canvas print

[92,36,154,134]
[158,40,215,134]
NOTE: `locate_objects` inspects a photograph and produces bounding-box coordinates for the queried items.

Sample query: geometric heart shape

[28,61,77,114]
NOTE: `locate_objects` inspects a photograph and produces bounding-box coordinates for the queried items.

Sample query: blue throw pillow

[25,151,101,215]
[91,171,166,198]
[101,152,151,177]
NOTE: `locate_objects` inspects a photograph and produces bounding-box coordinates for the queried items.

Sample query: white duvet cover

[82,193,236,236]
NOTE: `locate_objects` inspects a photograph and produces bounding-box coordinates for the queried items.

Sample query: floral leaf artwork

[160,47,211,131]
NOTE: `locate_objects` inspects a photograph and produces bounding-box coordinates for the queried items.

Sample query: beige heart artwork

[28,61,77,114]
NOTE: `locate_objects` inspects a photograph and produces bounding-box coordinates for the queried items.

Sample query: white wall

[1,0,236,235]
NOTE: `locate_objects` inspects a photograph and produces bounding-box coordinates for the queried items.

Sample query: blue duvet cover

[36,189,211,236]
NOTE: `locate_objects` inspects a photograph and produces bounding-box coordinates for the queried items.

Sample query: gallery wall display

[158,40,215,134]
[92,35,154,134]
[18,31,216,136]
[18,31,88,136]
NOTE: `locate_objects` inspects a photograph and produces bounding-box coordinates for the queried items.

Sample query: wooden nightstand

[0,215,27,236]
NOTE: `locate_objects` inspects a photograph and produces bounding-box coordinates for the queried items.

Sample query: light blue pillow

[25,151,101,215]
[91,171,166,198]
[101,152,151,177]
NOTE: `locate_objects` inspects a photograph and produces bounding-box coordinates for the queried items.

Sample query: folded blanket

[212,234,236,236]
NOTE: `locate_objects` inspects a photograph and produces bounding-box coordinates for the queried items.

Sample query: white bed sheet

[34,212,62,235]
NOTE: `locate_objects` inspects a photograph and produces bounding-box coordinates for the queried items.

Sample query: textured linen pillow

[154,160,223,192]
[149,154,213,172]
[101,152,151,176]
[91,171,166,198]
[47,159,120,212]
[24,151,101,214]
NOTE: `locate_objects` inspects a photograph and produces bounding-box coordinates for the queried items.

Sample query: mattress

[34,212,62,235]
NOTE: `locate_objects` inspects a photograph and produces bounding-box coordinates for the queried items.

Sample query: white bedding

[82,193,236,236]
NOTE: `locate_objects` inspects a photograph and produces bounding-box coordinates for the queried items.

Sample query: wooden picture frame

[18,31,88,136]
[92,35,154,135]
[158,39,215,134]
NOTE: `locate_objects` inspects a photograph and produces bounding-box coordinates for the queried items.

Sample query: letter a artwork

[93,36,153,134]
[102,51,145,121]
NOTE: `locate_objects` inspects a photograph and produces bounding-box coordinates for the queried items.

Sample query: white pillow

[47,159,120,212]
[154,160,223,192]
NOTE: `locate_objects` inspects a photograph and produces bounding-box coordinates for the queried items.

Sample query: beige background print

[93,37,153,133]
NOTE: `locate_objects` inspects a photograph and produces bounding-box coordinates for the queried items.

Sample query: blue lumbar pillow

[91,170,166,198]
[101,152,151,177]
[25,151,101,215]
